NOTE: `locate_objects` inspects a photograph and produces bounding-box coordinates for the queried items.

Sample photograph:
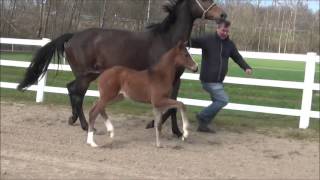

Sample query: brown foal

[86,41,198,147]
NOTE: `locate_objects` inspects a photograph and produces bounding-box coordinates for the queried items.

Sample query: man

[190,19,252,133]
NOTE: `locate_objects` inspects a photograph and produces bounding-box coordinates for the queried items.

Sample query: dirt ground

[1,101,319,180]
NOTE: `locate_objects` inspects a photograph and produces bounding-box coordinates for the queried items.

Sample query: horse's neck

[163,3,195,44]
[150,54,177,85]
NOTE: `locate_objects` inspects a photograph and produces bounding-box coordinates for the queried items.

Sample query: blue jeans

[198,83,229,125]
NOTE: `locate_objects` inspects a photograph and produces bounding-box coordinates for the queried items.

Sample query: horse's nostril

[220,13,227,19]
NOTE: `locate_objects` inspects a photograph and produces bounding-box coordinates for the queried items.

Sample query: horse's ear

[176,40,184,49]
[178,40,186,50]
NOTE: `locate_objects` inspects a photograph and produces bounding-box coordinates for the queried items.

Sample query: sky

[308,0,320,12]
[259,0,319,12]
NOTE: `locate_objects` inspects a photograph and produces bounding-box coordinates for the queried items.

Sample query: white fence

[1,37,319,128]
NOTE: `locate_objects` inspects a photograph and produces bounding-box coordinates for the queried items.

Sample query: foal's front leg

[145,79,183,138]
[87,103,100,147]
[179,104,189,141]
[153,108,162,148]
[154,99,189,141]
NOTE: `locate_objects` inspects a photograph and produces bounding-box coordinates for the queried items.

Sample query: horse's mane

[146,0,185,34]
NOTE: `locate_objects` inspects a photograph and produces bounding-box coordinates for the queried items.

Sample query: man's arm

[189,36,207,49]
[230,42,252,71]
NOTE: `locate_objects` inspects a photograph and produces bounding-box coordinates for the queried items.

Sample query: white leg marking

[153,108,162,148]
[180,109,189,141]
[87,131,98,147]
[104,120,114,138]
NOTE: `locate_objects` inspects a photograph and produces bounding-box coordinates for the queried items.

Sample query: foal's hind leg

[100,111,114,139]
[87,102,101,147]
[87,91,120,147]
[99,94,124,139]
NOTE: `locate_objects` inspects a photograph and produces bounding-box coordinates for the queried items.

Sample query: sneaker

[196,113,205,124]
[196,113,216,133]
[197,125,216,133]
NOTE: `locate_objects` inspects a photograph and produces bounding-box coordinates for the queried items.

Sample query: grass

[1,88,319,141]
[2,66,316,110]
[1,51,319,140]
[1,51,319,82]
[0,51,34,61]
[193,55,320,83]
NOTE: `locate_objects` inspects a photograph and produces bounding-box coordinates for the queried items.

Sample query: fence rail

[1,37,319,128]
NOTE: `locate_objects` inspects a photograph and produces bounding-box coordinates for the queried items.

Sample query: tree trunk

[7,0,17,35]
[75,0,84,30]
[258,27,262,52]
[278,8,285,53]
[43,0,52,37]
[262,5,269,51]
[100,0,108,28]
[37,0,45,38]
[284,9,293,53]
[68,1,77,31]
[0,0,4,34]
[146,0,151,23]
[291,2,298,53]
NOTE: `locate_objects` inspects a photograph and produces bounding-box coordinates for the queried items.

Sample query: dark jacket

[190,33,251,83]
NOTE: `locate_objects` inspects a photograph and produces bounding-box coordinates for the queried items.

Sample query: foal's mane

[147,0,185,34]
[147,46,177,75]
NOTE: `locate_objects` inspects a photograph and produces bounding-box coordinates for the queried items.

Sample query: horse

[86,41,198,148]
[17,0,226,137]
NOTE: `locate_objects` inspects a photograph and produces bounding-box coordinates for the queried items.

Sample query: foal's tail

[17,33,74,91]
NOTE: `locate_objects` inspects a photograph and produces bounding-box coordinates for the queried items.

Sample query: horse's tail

[17,33,74,91]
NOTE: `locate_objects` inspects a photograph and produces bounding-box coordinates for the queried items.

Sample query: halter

[194,0,216,19]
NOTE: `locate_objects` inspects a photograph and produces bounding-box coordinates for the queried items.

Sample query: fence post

[299,52,317,128]
[63,52,66,64]
[36,73,47,103]
[35,38,51,103]
[41,38,51,47]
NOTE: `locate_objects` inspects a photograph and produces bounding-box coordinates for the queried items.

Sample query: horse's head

[173,41,198,73]
[190,0,227,20]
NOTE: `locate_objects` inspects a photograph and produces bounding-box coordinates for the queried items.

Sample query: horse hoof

[68,116,77,125]
[156,144,163,148]
[174,131,183,138]
[87,142,98,148]
[91,144,98,148]
[145,120,154,129]
[182,132,188,141]
[81,124,89,131]
[109,131,114,138]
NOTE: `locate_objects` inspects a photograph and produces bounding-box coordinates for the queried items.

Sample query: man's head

[216,19,231,40]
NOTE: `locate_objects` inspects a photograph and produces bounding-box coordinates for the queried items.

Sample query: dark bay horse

[87,41,198,147]
[17,0,226,136]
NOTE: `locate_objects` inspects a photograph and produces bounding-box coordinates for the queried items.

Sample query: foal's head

[172,41,198,73]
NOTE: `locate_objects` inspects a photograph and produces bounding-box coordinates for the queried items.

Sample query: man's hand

[245,69,252,75]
